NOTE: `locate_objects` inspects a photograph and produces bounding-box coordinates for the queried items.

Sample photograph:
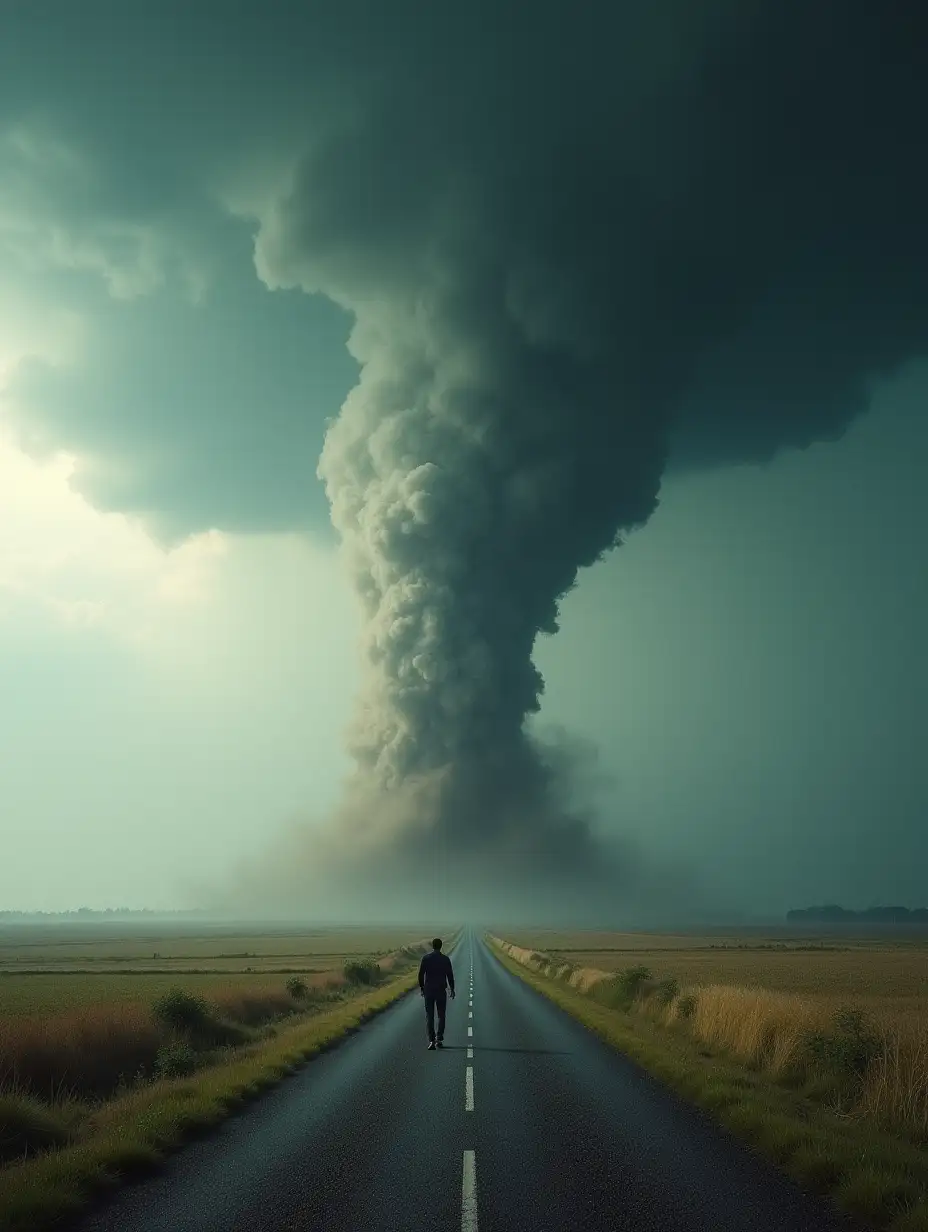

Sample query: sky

[0,1,925,919]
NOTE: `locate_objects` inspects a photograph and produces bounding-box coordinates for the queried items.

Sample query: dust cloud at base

[203,733,721,929]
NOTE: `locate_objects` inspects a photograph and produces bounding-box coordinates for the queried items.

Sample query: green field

[0,923,438,1018]
[0,923,434,972]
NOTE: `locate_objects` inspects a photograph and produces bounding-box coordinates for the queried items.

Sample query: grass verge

[0,966,420,1232]
[487,937,928,1231]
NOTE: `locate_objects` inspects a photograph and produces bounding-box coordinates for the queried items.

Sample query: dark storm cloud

[4,235,355,541]
[0,1,357,539]
[249,0,928,874]
[3,1,927,905]
[4,2,925,525]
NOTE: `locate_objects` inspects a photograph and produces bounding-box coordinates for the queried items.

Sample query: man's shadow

[438,1045,570,1055]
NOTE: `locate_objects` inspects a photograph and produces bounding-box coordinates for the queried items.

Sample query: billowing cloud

[0,119,202,300]
[1,239,356,540]
[0,12,356,541]
[246,1,928,904]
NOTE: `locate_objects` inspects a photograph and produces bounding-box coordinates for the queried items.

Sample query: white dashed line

[467,1025,473,1037]
[465,1065,475,1111]
[462,1150,478,1231]
[467,1045,473,1058]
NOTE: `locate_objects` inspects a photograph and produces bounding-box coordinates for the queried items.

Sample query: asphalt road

[73,929,862,1232]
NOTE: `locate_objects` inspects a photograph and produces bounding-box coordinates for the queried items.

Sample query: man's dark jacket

[418,949,455,994]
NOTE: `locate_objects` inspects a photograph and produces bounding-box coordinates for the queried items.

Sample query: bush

[153,1042,199,1079]
[589,975,631,1010]
[803,1006,881,1085]
[677,993,698,1019]
[343,959,382,986]
[618,965,653,1000]
[152,990,212,1034]
[656,977,680,1006]
[0,1094,69,1164]
[286,978,308,1000]
[151,989,249,1049]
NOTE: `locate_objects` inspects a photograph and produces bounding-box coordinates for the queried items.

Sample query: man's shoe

[436,1040,444,1049]
[427,1041,436,1050]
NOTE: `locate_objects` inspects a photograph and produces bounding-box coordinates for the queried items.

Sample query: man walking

[418,937,455,1049]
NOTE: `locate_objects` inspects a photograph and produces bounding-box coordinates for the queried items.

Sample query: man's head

[431,937,443,951]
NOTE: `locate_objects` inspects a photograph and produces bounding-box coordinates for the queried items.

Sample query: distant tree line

[0,908,207,920]
[787,904,928,923]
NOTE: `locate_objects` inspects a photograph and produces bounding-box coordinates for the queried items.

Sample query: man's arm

[418,954,426,993]
[445,954,455,996]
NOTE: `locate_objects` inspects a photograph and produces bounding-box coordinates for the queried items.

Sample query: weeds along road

[73,929,862,1232]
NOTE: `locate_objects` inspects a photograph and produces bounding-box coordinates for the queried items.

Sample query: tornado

[250,0,928,914]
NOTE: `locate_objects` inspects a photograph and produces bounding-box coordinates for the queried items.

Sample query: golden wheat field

[503,929,928,1029]
[501,928,928,1137]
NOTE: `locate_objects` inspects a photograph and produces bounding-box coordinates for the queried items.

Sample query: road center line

[462,1150,477,1231]
[467,1045,473,1058]
[465,1065,475,1111]
[467,1025,473,1037]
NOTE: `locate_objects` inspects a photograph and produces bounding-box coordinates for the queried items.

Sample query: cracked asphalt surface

[72,929,863,1231]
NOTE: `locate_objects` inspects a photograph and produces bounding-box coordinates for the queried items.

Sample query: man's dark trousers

[424,990,447,1042]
